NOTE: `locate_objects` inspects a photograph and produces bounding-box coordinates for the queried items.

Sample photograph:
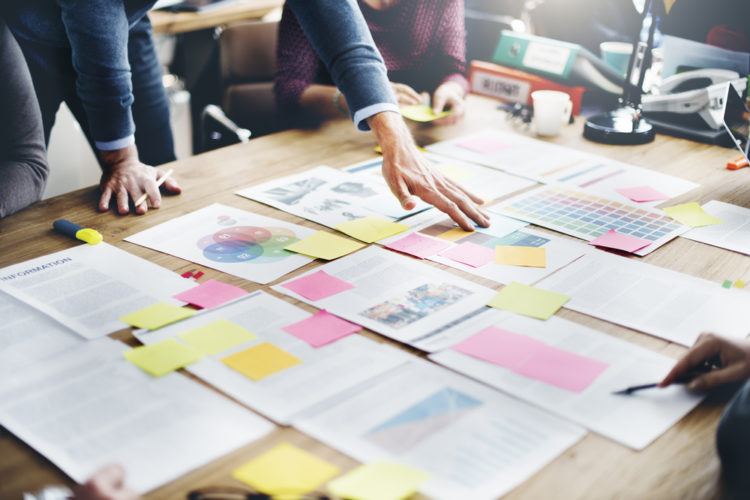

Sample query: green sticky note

[662,202,723,227]
[232,442,340,496]
[400,104,451,122]
[284,231,366,260]
[722,280,733,289]
[123,338,202,377]
[334,216,409,243]
[119,302,195,330]
[177,319,257,356]
[222,342,302,381]
[487,281,569,320]
[327,461,430,500]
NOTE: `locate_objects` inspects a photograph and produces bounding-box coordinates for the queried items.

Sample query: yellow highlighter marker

[53,219,103,245]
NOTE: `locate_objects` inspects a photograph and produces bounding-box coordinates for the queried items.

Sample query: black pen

[612,356,722,396]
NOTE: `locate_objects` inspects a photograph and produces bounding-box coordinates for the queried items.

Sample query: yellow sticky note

[123,338,202,377]
[435,227,472,242]
[664,0,676,14]
[495,246,547,268]
[119,302,195,330]
[328,461,430,500]
[487,281,569,320]
[232,442,340,496]
[222,342,302,381]
[436,163,476,182]
[334,216,409,243]
[734,280,746,289]
[400,104,451,122]
[662,202,723,228]
[177,319,257,356]
[284,231,366,260]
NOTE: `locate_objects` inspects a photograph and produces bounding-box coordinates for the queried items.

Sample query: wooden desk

[149,0,282,35]
[1,95,747,499]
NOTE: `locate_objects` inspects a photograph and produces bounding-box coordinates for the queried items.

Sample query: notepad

[400,104,452,122]
[327,461,430,500]
[281,270,355,301]
[439,242,495,268]
[232,442,340,495]
[284,231,365,260]
[173,279,248,309]
[495,245,547,267]
[384,232,451,259]
[588,229,651,253]
[177,319,257,356]
[123,338,202,377]
[487,282,569,320]
[282,310,361,347]
[222,342,302,381]
[334,216,409,243]
[663,202,723,227]
[119,302,196,330]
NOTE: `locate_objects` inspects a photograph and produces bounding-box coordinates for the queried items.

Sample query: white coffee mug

[531,90,573,137]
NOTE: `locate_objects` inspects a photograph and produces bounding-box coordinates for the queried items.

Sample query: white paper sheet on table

[124,203,316,284]
[536,251,750,346]
[680,200,750,255]
[0,243,193,339]
[426,130,699,206]
[429,310,704,449]
[135,291,411,425]
[235,166,429,226]
[0,290,83,378]
[294,358,585,500]
[0,338,274,493]
[344,153,539,202]
[272,246,497,351]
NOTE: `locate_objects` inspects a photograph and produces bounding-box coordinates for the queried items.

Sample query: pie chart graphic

[197,224,299,263]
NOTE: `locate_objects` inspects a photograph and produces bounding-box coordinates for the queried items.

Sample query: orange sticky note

[222,342,302,381]
[495,246,547,267]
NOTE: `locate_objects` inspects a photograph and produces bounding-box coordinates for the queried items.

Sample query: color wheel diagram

[364,387,482,455]
[197,215,300,264]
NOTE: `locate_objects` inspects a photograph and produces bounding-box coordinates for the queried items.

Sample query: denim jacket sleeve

[286,0,399,130]
[57,0,136,149]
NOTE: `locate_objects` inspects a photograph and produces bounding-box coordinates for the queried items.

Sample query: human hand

[390,82,422,106]
[98,145,181,215]
[367,111,489,230]
[432,81,466,125]
[71,464,140,500]
[659,333,750,391]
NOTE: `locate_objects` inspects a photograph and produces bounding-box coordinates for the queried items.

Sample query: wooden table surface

[149,0,282,35]
[1,95,747,500]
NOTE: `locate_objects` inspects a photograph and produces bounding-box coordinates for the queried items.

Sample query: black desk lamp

[584,0,661,144]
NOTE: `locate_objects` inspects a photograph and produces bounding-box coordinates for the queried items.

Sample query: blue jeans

[717,380,750,498]
[17,16,175,166]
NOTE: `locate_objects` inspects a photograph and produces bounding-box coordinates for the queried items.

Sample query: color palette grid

[493,185,686,256]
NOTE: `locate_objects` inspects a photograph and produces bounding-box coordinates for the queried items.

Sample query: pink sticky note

[385,232,452,259]
[282,310,361,347]
[439,242,494,268]
[173,279,248,309]
[615,186,670,203]
[282,270,355,301]
[515,346,609,393]
[455,137,510,154]
[452,326,543,370]
[589,229,651,253]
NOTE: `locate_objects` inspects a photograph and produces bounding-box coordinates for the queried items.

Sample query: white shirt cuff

[95,135,135,151]
[353,103,401,131]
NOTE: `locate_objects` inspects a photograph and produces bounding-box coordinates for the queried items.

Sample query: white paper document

[272,246,497,350]
[0,243,193,339]
[124,203,315,284]
[537,252,750,346]
[0,338,273,493]
[135,291,410,425]
[429,310,704,449]
[681,200,750,255]
[0,290,83,378]
[295,358,585,500]
[236,166,428,226]
[426,129,699,205]
[344,153,538,202]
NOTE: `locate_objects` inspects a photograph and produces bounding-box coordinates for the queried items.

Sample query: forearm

[0,159,48,218]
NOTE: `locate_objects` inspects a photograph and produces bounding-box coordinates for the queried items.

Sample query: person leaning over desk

[660,333,750,499]
[276,0,470,127]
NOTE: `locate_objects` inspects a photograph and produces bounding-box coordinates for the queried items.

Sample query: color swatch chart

[492,185,687,256]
